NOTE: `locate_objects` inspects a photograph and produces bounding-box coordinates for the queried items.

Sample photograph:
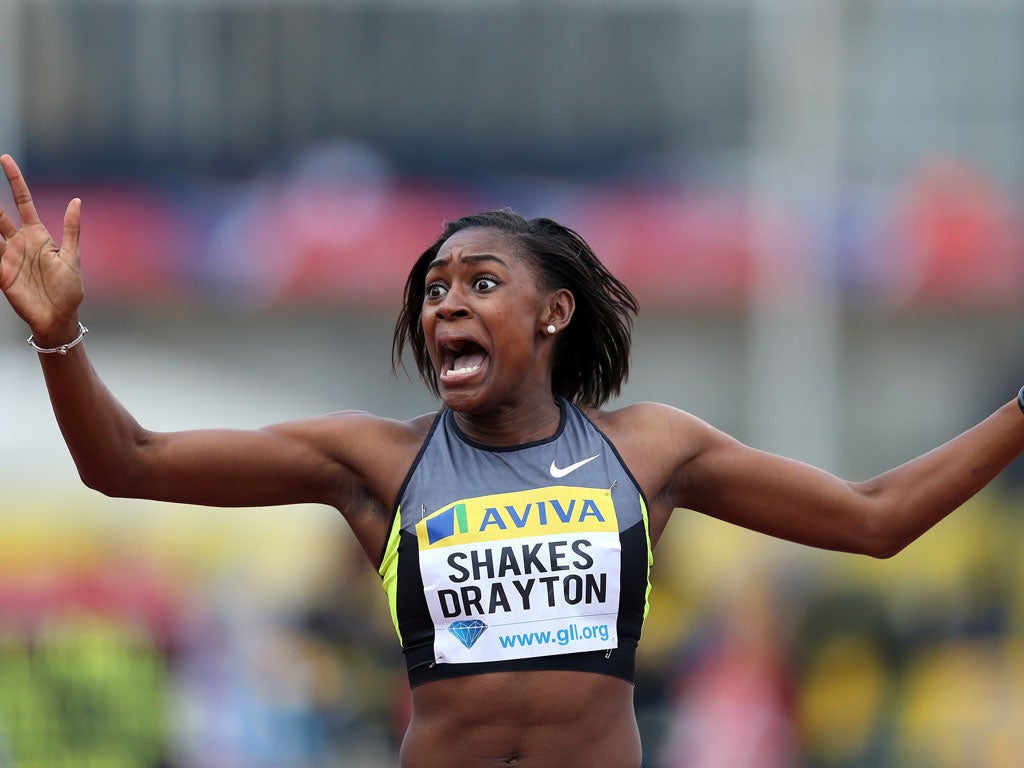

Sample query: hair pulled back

[392,209,638,407]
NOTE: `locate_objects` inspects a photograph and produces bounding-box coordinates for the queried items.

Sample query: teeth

[446,364,481,375]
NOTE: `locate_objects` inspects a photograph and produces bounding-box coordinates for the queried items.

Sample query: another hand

[0,154,84,344]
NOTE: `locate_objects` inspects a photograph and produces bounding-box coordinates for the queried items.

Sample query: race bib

[415,486,621,664]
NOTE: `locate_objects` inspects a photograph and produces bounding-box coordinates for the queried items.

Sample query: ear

[541,288,575,334]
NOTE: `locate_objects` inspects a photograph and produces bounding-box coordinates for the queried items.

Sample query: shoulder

[581,401,711,442]
[339,408,440,449]
[268,409,439,472]
[275,408,437,440]
[341,409,440,436]
[286,409,442,510]
[580,402,722,501]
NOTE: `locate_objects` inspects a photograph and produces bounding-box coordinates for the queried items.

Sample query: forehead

[434,227,521,263]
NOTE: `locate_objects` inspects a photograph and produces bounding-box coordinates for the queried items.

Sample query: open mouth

[439,339,488,380]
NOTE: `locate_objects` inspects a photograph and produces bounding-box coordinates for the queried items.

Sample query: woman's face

[420,228,555,414]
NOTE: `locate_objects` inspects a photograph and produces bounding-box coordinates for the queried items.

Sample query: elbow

[79,466,132,498]
[79,456,151,498]
[848,483,911,559]
[856,507,913,561]
[842,525,907,559]
[75,428,152,498]
[76,448,147,499]
[862,535,909,560]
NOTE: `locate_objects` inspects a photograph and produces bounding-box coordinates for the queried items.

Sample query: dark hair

[392,209,638,407]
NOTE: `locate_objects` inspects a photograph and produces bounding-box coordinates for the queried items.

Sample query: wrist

[29,314,80,346]
[28,318,87,354]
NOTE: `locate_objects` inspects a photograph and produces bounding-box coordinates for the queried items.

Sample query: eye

[425,282,448,300]
[473,276,498,292]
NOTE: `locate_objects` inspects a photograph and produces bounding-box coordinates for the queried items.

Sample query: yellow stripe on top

[639,493,654,620]
[378,507,404,642]
[415,486,618,550]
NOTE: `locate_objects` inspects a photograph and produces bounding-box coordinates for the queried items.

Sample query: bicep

[114,416,359,510]
[673,426,881,555]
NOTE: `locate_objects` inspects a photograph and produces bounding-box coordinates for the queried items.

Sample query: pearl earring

[546,324,556,335]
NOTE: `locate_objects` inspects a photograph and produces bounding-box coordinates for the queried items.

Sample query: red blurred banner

[28,159,1024,309]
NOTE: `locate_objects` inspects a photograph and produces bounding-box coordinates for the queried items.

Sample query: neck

[451,397,562,447]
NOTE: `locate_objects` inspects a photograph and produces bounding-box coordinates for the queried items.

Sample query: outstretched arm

[632,398,1024,557]
[0,155,407,538]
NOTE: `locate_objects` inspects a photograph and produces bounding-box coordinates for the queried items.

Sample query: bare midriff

[400,670,641,768]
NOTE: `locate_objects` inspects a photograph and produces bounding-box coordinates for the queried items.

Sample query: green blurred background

[3,1,1024,766]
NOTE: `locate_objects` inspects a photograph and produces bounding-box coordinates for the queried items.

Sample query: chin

[438,387,477,413]
[439,386,498,416]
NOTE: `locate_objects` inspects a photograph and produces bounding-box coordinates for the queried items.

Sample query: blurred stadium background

[3,0,1024,765]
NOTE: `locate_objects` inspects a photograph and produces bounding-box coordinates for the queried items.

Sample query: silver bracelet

[27,322,89,355]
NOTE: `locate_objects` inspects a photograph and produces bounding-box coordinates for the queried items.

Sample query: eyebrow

[427,253,509,270]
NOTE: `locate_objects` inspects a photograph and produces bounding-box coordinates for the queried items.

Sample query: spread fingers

[0,154,41,227]
[0,205,17,239]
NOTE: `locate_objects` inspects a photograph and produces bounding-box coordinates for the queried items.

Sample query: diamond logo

[448,619,488,648]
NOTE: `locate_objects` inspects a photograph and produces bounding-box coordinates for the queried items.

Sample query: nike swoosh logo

[549,454,601,478]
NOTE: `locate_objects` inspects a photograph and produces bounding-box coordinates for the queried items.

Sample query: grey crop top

[377,398,653,688]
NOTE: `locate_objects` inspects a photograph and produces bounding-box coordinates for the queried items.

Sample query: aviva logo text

[417,486,617,548]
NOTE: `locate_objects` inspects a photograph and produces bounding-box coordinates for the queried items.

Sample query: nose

[434,286,471,320]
